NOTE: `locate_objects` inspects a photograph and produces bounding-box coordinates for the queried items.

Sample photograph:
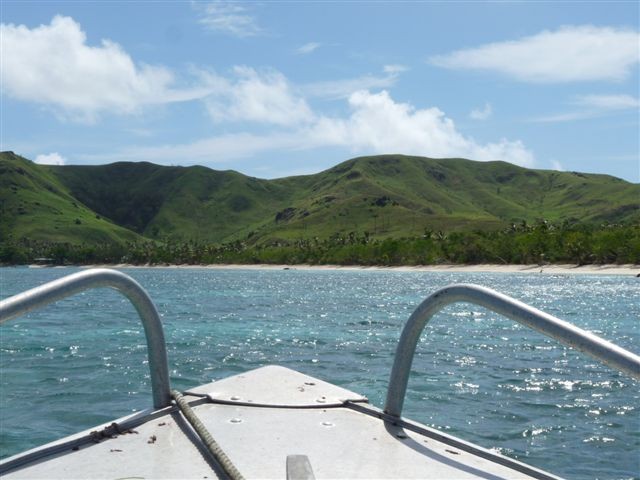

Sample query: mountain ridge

[1,151,638,247]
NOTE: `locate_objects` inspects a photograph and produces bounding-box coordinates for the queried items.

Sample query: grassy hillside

[245,155,639,242]
[48,161,294,242]
[0,152,142,245]
[1,152,638,249]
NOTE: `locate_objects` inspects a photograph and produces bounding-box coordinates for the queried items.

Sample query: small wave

[583,436,616,444]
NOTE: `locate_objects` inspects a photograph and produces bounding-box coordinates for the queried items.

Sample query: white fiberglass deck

[2,366,558,480]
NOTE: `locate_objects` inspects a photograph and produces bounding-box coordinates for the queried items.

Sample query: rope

[171,390,245,480]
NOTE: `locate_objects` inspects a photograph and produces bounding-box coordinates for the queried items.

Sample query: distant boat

[30,257,55,266]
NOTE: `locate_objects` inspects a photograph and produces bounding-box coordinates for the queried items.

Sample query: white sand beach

[96,263,640,276]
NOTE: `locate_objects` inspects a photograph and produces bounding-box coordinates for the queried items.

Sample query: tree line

[1,222,638,266]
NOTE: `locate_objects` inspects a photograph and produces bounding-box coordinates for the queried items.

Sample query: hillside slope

[0,152,142,245]
[243,155,639,242]
[48,161,295,242]
[1,152,638,246]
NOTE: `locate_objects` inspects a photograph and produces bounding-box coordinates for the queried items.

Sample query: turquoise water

[1,267,638,479]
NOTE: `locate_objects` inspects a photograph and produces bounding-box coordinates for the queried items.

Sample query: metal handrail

[0,268,171,408]
[384,283,640,418]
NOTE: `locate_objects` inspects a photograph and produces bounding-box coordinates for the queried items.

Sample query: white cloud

[303,70,402,99]
[0,16,212,121]
[532,93,639,122]
[551,160,565,171]
[573,94,640,110]
[98,89,535,169]
[35,152,66,165]
[430,25,640,83]
[229,90,528,166]
[532,112,596,123]
[196,1,262,37]
[383,64,408,74]
[83,131,304,165]
[469,102,493,120]
[297,42,321,55]
[201,66,315,126]
[316,90,533,166]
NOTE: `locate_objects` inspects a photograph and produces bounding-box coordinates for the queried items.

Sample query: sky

[1,1,639,182]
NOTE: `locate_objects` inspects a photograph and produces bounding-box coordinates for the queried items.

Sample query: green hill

[1,152,638,249]
[47,161,294,242]
[0,152,142,245]
[230,155,639,243]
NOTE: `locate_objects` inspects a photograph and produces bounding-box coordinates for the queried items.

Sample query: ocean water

[0,267,638,479]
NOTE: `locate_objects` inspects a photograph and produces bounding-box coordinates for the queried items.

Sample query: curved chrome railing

[384,283,640,418]
[0,268,171,408]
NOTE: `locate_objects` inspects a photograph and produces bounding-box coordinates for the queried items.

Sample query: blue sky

[1,1,639,182]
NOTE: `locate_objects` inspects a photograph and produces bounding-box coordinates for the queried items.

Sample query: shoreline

[21,263,639,275]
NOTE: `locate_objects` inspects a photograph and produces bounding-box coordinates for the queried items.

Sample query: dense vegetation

[2,151,638,266]
[2,222,638,266]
